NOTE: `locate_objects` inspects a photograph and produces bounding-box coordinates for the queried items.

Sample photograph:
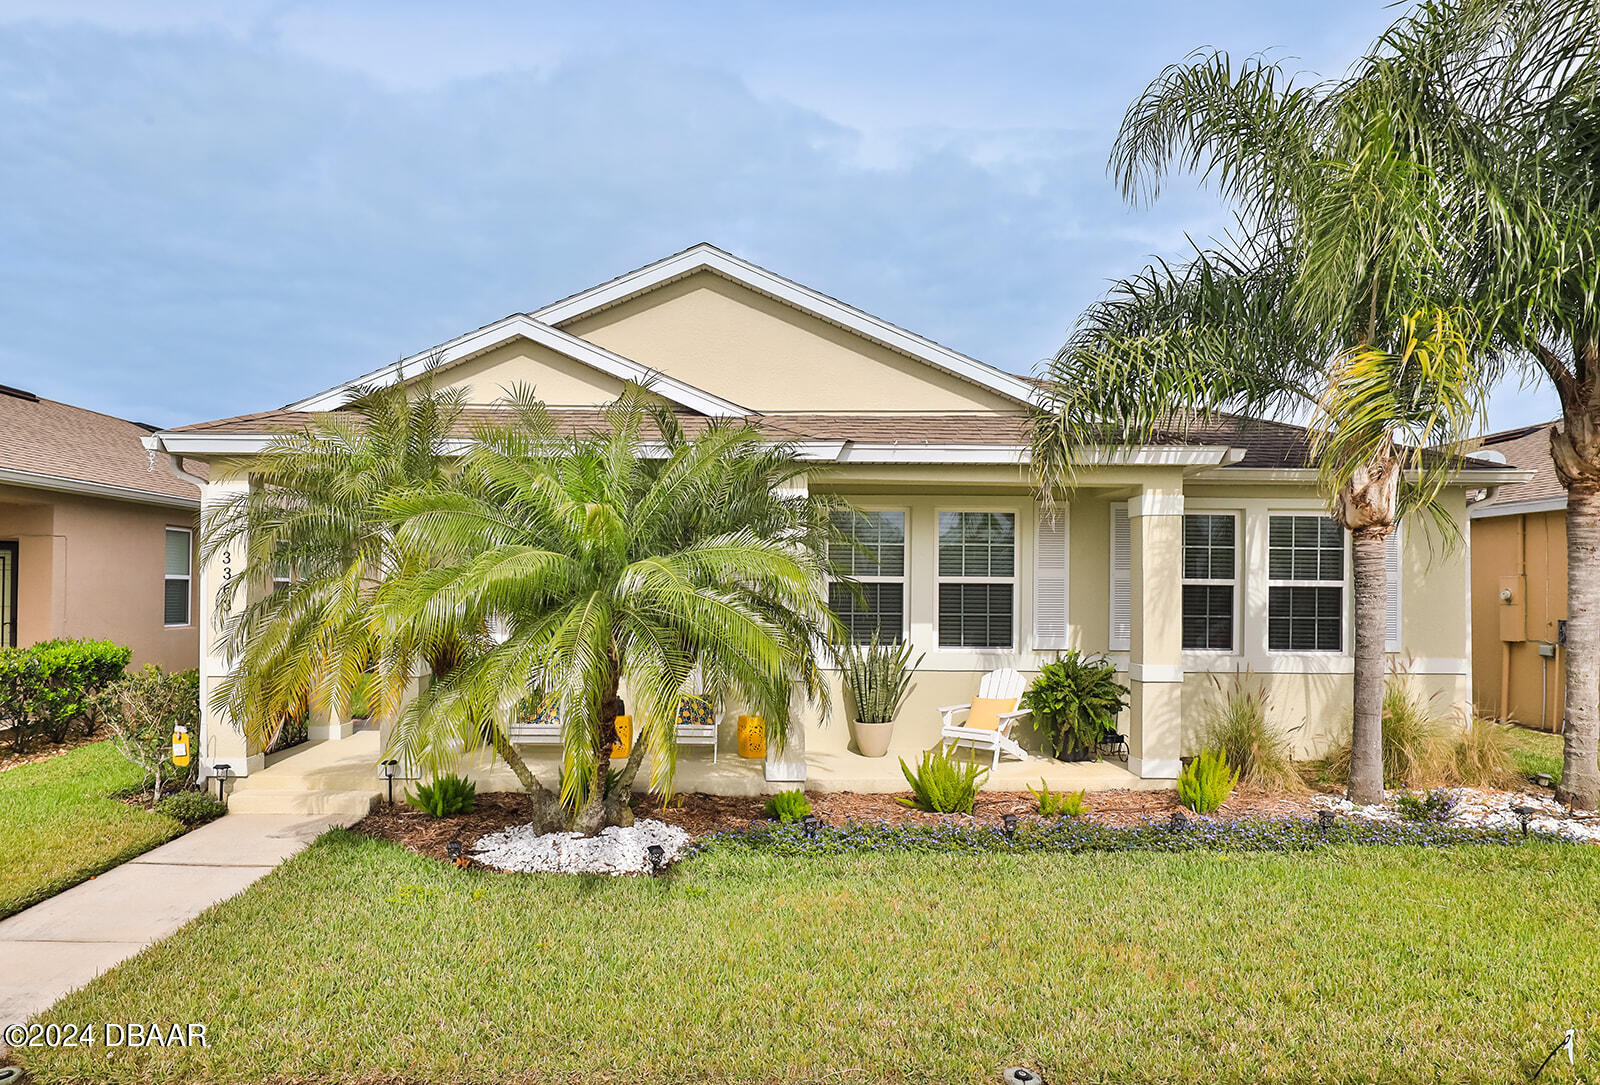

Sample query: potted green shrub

[840,634,923,758]
[1021,652,1129,761]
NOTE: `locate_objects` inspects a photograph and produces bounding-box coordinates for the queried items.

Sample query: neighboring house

[1467,421,1569,730]
[0,385,202,671]
[142,245,1525,792]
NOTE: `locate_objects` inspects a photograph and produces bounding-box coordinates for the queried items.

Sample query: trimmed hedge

[689,815,1568,858]
[0,638,131,752]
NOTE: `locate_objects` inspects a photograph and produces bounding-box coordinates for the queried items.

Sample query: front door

[0,541,17,647]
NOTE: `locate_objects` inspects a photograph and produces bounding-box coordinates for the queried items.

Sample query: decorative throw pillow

[517,695,559,728]
[677,695,715,728]
[965,696,1018,731]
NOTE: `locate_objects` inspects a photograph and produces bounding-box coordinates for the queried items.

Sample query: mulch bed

[353,784,1344,860]
[0,731,105,773]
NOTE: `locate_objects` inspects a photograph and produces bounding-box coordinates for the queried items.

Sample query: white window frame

[1265,512,1348,654]
[164,526,193,628]
[827,506,910,644]
[934,507,1018,651]
[1181,511,1240,654]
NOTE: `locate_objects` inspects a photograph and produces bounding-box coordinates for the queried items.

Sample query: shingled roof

[0,385,202,505]
[1468,421,1565,515]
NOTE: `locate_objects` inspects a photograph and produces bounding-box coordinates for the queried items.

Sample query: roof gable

[535,244,1040,410]
[287,314,750,417]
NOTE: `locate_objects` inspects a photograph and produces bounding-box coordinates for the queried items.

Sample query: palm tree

[204,369,516,754]
[374,387,844,832]
[1368,0,1600,808]
[1032,42,1494,802]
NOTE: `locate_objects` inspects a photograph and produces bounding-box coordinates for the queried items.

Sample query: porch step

[225,787,379,819]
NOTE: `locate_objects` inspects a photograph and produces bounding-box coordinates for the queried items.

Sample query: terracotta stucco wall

[1470,509,1568,730]
[0,485,200,672]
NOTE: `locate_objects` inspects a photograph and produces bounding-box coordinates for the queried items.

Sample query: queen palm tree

[1373,0,1600,808]
[374,387,844,832]
[1032,40,1493,802]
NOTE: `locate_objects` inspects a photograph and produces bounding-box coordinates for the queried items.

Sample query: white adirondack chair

[939,668,1031,769]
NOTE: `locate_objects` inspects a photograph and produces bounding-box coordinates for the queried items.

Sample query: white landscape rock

[472,818,692,875]
[1311,788,1600,843]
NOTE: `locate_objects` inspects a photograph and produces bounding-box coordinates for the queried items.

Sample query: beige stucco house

[0,386,201,671]
[141,245,1523,809]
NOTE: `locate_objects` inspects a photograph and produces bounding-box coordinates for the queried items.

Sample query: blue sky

[0,1,1555,432]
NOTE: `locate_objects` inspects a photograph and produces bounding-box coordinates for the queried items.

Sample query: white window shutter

[1033,504,1069,650]
[1385,527,1402,652]
[1109,502,1131,651]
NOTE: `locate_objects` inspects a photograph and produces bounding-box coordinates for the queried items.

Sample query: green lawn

[1504,723,1565,782]
[20,830,1600,1084]
[0,740,184,919]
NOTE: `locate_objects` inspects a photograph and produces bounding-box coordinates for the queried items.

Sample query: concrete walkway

[0,813,344,1035]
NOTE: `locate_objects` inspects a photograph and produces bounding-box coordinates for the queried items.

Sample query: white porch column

[1127,483,1185,779]
[766,471,808,783]
[197,475,265,778]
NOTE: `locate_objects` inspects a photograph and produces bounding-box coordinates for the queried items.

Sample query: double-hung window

[164,527,192,627]
[1181,513,1236,651]
[1267,515,1344,651]
[936,511,1015,649]
[827,509,906,643]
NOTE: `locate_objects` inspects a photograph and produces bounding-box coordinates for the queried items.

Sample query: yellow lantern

[171,724,192,768]
[610,715,633,759]
[736,715,766,759]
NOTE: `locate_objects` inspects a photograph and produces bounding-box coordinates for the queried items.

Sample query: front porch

[223,727,1162,817]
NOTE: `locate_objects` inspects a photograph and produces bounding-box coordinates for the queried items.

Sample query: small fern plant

[1176,749,1238,814]
[898,746,988,813]
[407,772,477,818]
[1028,780,1086,817]
[764,789,812,823]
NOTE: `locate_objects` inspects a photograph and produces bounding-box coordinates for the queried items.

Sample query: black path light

[646,843,667,876]
[1002,813,1019,839]
[801,813,819,840]
[446,839,463,865]
[1169,810,1188,831]
[1318,810,1337,832]
[212,763,233,807]
[1513,805,1534,838]
[380,759,400,807]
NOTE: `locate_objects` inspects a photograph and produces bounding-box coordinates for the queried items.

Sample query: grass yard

[1504,722,1566,783]
[0,740,184,919]
[20,830,1600,1085]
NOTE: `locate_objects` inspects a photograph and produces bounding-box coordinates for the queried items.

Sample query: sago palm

[374,386,844,831]
[1032,40,1493,802]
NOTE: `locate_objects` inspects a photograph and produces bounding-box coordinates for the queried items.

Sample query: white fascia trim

[286,314,752,418]
[1198,466,1537,485]
[532,244,1044,408]
[0,466,199,510]
[1469,494,1567,519]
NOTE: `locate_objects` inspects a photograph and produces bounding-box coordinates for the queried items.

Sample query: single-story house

[140,245,1526,808]
[0,385,202,671]
[1466,420,1569,730]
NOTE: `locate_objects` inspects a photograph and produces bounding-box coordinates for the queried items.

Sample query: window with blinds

[1182,513,1237,651]
[827,509,906,643]
[1267,515,1343,651]
[936,511,1015,649]
[164,527,192,627]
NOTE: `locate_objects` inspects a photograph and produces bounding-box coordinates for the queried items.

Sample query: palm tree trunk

[1559,482,1600,810]
[1348,525,1390,804]
[488,724,543,795]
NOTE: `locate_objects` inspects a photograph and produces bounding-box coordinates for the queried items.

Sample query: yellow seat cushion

[965,696,1018,731]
